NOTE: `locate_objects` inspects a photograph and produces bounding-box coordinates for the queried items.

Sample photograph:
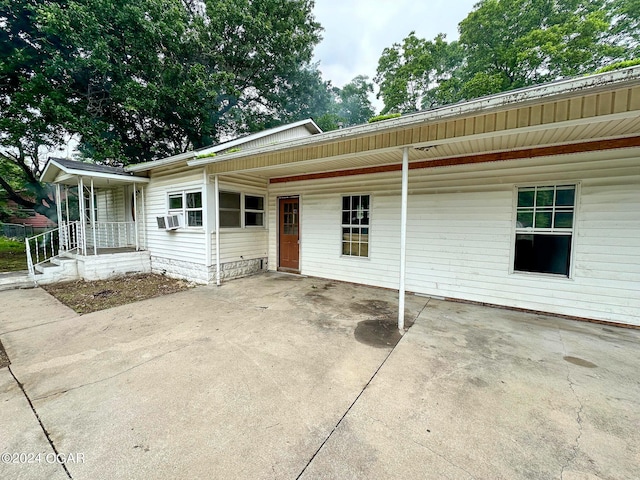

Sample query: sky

[311,0,478,111]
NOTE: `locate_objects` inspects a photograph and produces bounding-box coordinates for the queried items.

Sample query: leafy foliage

[375,0,637,113]
[0,0,321,218]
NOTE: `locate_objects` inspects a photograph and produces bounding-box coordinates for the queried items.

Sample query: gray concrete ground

[1,273,639,480]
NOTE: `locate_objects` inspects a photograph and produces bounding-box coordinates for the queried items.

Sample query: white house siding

[210,174,269,279]
[95,187,125,222]
[266,149,640,326]
[144,169,208,282]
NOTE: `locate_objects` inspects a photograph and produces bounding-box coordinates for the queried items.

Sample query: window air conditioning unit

[157,214,180,230]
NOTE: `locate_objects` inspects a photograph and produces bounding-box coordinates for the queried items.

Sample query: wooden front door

[279,197,299,271]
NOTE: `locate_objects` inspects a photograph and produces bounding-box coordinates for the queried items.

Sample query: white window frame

[341,194,371,258]
[244,194,265,228]
[167,190,203,228]
[510,183,579,278]
[219,191,266,229]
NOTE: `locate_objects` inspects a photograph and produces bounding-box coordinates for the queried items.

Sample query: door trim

[277,195,300,273]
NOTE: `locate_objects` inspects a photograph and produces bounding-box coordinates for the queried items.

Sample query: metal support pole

[214,174,221,286]
[55,183,63,250]
[90,178,97,255]
[133,183,139,250]
[79,177,86,255]
[141,185,146,250]
[398,147,409,332]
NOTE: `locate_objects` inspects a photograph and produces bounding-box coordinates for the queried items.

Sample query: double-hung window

[168,191,203,227]
[342,195,370,257]
[514,184,576,276]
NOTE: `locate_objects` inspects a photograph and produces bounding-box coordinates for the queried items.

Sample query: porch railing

[26,229,59,278]
[26,220,140,276]
[89,222,137,249]
[25,221,82,277]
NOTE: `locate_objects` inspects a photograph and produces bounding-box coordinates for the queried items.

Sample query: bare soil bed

[43,273,194,314]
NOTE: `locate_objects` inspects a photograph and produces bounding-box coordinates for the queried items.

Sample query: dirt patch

[0,339,10,368]
[43,274,194,314]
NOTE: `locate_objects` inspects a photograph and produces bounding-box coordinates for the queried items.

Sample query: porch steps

[0,271,35,291]
[33,255,79,284]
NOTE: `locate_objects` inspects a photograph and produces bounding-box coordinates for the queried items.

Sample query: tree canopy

[0,0,321,218]
[375,0,638,114]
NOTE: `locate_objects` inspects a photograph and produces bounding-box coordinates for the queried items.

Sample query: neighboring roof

[127,118,322,173]
[41,158,149,186]
[185,66,640,178]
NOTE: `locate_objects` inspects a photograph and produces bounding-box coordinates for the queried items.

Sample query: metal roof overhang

[41,161,150,187]
[189,67,640,182]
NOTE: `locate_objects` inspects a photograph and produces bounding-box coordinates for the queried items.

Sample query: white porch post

[90,178,97,255]
[141,185,147,250]
[64,185,70,226]
[398,147,409,331]
[214,174,221,286]
[78,177,86,255]
[133,183,139,250]
[55,183,63,250]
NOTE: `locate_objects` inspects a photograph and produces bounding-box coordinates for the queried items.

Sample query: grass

[43,273,194,314]
[0,236,28,272]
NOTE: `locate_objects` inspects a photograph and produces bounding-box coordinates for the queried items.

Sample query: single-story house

[38,67,640,328]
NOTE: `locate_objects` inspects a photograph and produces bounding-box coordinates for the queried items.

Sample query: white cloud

[311,0,478,111]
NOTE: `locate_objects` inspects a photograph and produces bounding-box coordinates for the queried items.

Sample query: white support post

[79,177,86,255]
[214,174,221,286]
[141,185,146,250]
[133,183,139,250]
[398,147,409,332]
[90,178,97,255]
[55,183,63,250]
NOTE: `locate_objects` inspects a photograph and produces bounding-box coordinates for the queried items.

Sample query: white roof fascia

[126,151,196,172]
[187,66,640,168]
[42,160,149,183]
[126,118,322,173]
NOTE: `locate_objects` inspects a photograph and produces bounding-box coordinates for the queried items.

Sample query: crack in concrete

[558,329,585,480]
[32,344,190,402]
[295,298,431,479]
[8,365,73,479]
[367,414,477,479]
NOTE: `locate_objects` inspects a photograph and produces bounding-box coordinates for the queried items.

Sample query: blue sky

[311,0,478,109]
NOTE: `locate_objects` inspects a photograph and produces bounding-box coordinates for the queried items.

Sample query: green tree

[375,0,635,112]
[335,75,376,127]
[375,33,463,113]
[0,0,321,219]
[458,0,624,97]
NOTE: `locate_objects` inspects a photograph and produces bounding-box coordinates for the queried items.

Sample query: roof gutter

[188,66,640,168]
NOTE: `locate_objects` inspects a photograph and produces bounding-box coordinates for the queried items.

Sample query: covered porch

[28,158,151,282]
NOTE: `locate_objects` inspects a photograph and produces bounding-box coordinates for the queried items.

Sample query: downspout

[214,174,221,286]
[398,147,409,332]
[90,178,97,255]
[203,169,212,276]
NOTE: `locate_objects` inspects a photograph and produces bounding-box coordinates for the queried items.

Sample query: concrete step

[35,261,63,274]
[0,271,35,291]
[51,256,77,266]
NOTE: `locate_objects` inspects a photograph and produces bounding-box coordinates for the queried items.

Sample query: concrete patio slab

[0,273,427,479]
[300,299,640,480]
[1,273,639,480]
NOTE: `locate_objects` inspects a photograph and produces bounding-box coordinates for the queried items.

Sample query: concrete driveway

[1,273,638,479]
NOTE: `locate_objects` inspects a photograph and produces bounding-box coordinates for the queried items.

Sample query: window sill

[510,270,573,280]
